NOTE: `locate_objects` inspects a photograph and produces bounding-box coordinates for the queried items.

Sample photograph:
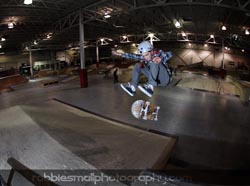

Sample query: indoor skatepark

[1,0,250,186]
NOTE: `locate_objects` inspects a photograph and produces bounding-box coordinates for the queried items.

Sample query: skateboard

[131,100,160,121]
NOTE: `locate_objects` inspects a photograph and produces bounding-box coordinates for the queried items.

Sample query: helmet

[137,41,153,54]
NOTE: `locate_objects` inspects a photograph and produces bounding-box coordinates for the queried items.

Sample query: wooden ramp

[0,74,27,92]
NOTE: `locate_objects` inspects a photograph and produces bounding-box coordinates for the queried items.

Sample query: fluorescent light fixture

[181,32,186,37]
[8,22,14,29]
[180,32,188,41]
[174,21,181,28]
[120,35,130,43]
[245,29,250,35]
[148,33,154,38]
[104,14,111,19]
[221,25,227,30]
[99,38,108,45]
[24,0,32,5]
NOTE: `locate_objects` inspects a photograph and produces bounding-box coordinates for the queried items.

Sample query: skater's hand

[152,57,161,64]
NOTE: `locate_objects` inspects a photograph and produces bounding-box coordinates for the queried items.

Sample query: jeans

[131,62,170,87]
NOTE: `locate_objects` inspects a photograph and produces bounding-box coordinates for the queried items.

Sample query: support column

[79,10,88,88]
[96,42,99,68]
[50,50,54,69]
[29,47,34,78]
[221,38,225,69]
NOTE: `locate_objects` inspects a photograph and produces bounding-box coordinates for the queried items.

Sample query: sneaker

[120,83,136,96]
[138,84,154,97]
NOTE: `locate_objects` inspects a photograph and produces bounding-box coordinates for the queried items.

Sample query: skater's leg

[138,63,170,97]
[138,63,158,97]
[120,63,150,96]
[147,62,160,86]
[157,63,170,86]
[131,63,150,86]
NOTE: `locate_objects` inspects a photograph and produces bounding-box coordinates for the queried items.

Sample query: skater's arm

[112,50,143,61]
[121,53,144,61]
[159,50,173,64]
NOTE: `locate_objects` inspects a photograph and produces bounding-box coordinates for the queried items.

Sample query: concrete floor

[0,72,250,185]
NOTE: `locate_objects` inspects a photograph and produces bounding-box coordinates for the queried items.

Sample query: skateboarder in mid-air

[115,41,173,97]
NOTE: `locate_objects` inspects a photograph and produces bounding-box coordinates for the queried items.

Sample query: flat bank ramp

[0,105,93,170]
[0,100,176,185]
[20,100,176,170]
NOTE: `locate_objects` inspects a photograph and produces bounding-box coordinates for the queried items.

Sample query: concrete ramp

[20,100,176,170]
[178,77,220,92]
[0,106,94,170]
[0,101,176,185]
[177,76,250,102]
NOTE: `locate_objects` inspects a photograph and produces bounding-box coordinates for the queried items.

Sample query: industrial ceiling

[0,0,250,52]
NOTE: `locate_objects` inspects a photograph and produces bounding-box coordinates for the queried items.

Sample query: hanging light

[148,33,155,38]
[99,38,108,45]
[104,14,111,18]
[24,0,32,5]
[245,29,250,35]
[104,12,111,19]
[174,20,181,28]
[181,32,186,37]
[221,25,227,30]
[8,22,14,29]
[120,35,130,43]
